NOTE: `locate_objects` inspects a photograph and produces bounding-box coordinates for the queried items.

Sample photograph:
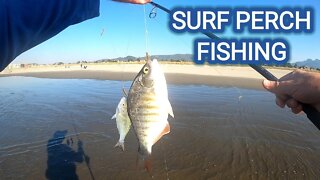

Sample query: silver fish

[112,96,131,151]
[127,59,174,172]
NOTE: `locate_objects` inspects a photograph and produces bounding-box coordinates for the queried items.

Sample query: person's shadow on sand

[45,130,84,180]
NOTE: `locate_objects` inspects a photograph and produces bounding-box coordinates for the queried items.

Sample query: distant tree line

[263,63,320,71]
[49,59,319,72]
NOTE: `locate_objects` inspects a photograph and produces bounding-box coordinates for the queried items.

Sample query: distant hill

[93,54,193,63]
[149,54,193,61]
[295,59,320,69]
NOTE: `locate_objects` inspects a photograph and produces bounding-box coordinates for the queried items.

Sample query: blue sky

[14,0,320,64]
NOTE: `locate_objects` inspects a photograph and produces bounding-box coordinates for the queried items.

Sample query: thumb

[263,79,293,95]
[262,80,279,93]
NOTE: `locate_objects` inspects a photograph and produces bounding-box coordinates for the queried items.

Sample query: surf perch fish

[127,58,174,172]
[112,94,131,151]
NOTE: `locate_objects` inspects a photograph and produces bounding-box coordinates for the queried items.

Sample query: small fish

[112,95,131,151]
[127,59,174,172]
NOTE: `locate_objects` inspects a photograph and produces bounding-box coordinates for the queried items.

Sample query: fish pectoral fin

[153,122,170,145]
[167,100,174,118]
[111,114,116,119]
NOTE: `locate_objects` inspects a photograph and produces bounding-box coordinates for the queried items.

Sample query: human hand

[112,0,151,4]
[262,70,320,114]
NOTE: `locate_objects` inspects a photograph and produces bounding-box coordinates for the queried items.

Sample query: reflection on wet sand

[0,77,319,179]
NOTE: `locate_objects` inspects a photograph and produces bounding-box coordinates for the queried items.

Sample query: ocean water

[0,76,319,179]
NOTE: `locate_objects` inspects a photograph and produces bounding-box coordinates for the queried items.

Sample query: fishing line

[147,6,244,176]
[100,28,105,37]
[133,6,149,151]
[148,7,243,102]
[144,6,172,177]
[100,2,131,97]
[70,114,96,180]
[161,141,170,180]
[143,5,150,55]
[142,5,172,175]
[212,67,244,102]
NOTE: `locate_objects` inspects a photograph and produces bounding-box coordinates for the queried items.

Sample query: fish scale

[111,96,131,151]
[127,59,174,172]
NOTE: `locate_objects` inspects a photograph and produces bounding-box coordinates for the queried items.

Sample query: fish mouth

[147,59,159,72]
[146,58,152,66]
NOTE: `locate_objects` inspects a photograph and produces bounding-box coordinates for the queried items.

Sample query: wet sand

[0,70,264,90]
[0,76,319,180]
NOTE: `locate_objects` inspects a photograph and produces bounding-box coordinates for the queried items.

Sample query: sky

[13,0,320,64]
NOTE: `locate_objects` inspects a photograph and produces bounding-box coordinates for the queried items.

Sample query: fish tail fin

[114,141,125,151]
[136,146,152,173]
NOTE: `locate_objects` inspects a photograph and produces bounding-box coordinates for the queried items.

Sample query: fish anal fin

[153,122,170,145]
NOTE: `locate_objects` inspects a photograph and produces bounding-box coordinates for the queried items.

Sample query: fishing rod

[72,122,96,180]
[149,2,320,130]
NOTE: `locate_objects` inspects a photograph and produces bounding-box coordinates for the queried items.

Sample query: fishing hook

[149,5,157,18]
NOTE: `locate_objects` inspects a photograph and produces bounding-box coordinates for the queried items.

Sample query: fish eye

[143,67,149,74]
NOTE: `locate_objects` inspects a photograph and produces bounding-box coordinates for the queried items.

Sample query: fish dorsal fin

[153,122,170,145]
[112,106,120,120]
[167,100,174,118]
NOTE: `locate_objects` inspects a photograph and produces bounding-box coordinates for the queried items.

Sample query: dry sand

[0,63,293,90]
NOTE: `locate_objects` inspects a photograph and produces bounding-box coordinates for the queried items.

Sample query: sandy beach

[1,64,320,179]
[1,76,319,179]
[0,63,293,90]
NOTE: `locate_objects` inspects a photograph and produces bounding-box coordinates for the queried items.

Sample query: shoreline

[0,70,267,90]
[0,64,294,90]
[1,70,266,89]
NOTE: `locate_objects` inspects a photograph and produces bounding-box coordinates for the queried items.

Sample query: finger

[275,93,290,108]
[286,98,300,109]
[276,94,289,101]
[276,97,286,108]
[262,79,278,92]
[291,105,303,114]
[133,0,151,4]
[262,79,293,95]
